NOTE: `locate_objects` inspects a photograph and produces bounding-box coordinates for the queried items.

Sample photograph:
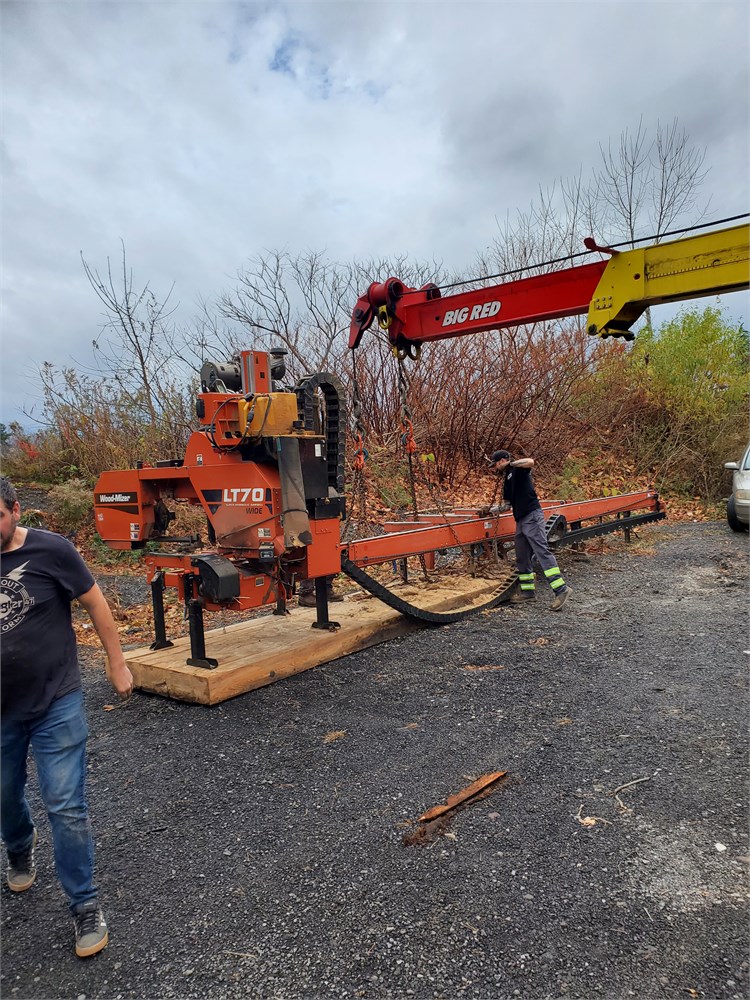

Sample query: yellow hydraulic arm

[586,222,750,338]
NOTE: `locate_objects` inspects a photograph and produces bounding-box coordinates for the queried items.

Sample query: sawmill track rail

[341,505,666,624]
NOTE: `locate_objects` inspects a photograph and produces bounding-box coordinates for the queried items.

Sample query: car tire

[727,496,748,533]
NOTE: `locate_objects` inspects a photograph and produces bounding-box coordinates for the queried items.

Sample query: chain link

[343,351,374,543]
[395,354,429,579]
[397,355,413,424]
[394,354,507,578]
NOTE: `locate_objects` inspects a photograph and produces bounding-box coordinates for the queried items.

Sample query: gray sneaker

[73,900,109,958]
[7,828,37,892]
[550,585,573,611]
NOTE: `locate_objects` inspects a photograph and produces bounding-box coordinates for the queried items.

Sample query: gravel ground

[2,521,748,1000]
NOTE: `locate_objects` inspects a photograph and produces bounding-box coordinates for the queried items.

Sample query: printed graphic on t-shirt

[0,562,36,635]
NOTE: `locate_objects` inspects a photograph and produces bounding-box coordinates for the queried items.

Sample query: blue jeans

[1,690,97,910]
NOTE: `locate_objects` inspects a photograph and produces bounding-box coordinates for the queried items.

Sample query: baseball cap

[489,449,511,464]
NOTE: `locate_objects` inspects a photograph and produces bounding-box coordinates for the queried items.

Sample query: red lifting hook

[401,419,417,455]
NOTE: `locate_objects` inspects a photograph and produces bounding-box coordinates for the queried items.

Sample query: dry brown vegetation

[3,303,746,529]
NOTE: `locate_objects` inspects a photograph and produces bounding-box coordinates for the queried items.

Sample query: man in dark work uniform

[489,450,572,611]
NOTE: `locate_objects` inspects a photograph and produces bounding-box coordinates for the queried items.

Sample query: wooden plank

[122,576,510,706]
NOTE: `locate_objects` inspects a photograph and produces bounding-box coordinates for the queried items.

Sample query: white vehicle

[724,444,750,532]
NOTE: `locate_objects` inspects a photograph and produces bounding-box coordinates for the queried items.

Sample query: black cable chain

[341,558,517,624]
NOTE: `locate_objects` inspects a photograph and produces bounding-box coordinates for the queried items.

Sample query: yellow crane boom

[586,222,749,338]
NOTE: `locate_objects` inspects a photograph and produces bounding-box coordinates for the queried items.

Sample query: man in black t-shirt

[488,449,572,611]
[0,477,133,958]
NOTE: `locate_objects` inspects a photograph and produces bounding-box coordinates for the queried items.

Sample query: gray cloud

[1,0,748,423]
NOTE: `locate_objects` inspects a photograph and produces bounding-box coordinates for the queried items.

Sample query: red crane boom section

[349,260,608,350]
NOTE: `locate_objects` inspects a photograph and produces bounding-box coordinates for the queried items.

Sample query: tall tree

[35,245,195,475]
[80,242,180,425]
[480,117,709,279]
[596,116,709,246]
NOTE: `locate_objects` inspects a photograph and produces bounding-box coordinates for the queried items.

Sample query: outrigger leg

[149,571,174,652]
[311,577,340,632]
[184,575,219,669]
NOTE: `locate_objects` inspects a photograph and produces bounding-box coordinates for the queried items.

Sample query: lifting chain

[395,355,508,579]
[343,351,371,543]
[398,349,417,456]
[397,355,419,504]
[396,355,429,581]
[351,357,369,471]
[482,469,504,512]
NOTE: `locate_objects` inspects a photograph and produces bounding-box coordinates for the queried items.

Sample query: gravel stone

[1,521,747,999]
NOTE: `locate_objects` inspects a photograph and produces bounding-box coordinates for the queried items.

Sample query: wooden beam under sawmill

[117,575,509,705]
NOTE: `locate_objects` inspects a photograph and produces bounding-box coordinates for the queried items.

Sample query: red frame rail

[344,491,662,567]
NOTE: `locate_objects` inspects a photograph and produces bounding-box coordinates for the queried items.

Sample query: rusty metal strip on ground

[419,771,508,822]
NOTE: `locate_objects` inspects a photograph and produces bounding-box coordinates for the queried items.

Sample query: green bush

[19,510,48,529]
[580,306,749,499]
[552,456,588,501]
[48,478,94,534]
[365,448,414,511]
[88,533,142,567]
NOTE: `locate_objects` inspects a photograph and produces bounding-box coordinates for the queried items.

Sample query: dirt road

[2,521,748,999]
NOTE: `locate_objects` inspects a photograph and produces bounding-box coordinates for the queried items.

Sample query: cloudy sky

[2,1,748,425]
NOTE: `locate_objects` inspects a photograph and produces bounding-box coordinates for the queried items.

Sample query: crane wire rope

[397,212,750,298]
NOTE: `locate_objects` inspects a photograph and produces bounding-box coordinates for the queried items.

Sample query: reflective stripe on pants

[544,565,566,590]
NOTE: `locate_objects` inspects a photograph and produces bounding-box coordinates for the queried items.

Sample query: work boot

[509,590,535,604]
[7,828,37,892]
[73,900,109,958]
[298,592,317,608]
[550,585,573,611]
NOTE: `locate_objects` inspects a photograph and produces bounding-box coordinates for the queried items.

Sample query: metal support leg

[185,594,218,669]
[273,584,289,616]
[149,572,174,651]
[570,521,583,551]
[311,576,340,631]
